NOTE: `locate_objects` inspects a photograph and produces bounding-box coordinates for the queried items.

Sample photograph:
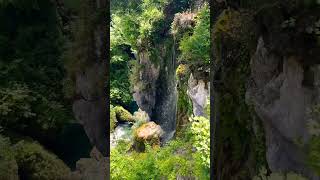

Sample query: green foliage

[111,0,168,50]
[176,64,189,79]
[306,104,320,175]
[0,83,69,134]
[307,136,320,175]
[189,116,210,168]
[14,140,71,180]
[110,46,134,106]
[179,4,210,64]
[114,106,134,122]
[0,83,36,121]
[0,0,71,137]
[111,138,209,180]
[0,135,18,179]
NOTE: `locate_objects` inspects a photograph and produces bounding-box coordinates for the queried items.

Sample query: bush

[14,140,71,180]
[111,137,209,180]
[0,135,18,180]
[0,83,69,133]
[189,116,210,168]
[179,4,210,64]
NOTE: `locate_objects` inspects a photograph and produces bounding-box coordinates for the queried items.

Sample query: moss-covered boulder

[114,106,134,123]
[14,140,71,180]
[110,105,117,132]
[133,121,163,152]
[0,136,18,180]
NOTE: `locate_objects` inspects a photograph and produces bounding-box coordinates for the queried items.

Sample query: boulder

[70,147,109,180]
[114,106,134,123]
[133,122,163,151]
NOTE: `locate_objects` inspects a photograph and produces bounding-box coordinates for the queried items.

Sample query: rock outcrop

[187,73,209,117]
[132,50,160,116]
[70,147,109,180]
[246,37,320,179]
[133,43,177,142]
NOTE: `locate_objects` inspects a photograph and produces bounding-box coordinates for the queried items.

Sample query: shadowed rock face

[133,44,178,142]
[246,37,319,179]
[133,51,160,116]
[72,0,108,157]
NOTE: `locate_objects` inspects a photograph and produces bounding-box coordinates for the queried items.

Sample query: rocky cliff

[213,0,320,179]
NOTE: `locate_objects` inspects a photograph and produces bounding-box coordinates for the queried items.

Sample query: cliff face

[133,41,178,142]
[213,1,320,179]
[247,37,319,179]
[132,50,160,117]
[71,0,108,156]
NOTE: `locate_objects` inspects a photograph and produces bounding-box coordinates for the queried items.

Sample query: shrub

[0,135,18,180]
[14,140,71,180]
[189,116,210,168]
[179,4,210,64]
[111,137,210,179]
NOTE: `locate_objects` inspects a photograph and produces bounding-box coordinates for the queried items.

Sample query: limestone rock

[133,121,164,152]
[187,73,209,117]
[133,108,150,122]
[246,37,320,179]
[133,45,178,143]
[135,121,164,141]
[132,51,160,116]
[71,147,109,180]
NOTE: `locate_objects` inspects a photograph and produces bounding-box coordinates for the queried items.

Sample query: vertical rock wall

[72,0,108,156]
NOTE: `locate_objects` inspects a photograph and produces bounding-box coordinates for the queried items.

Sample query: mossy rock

[110,105,117,132]
[133,122,163,152]
[114,106,134,123]
[176,64,189,79]
[14,140,71,180]
[0,136,18,180]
